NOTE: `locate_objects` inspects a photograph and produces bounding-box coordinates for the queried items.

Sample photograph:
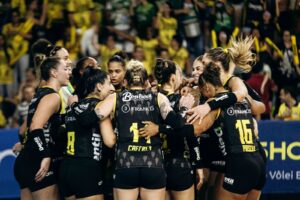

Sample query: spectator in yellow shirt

[11,0,26,18]
[67,0,95,32]
[56,25,80,62]
[0,34,15,97]
[132,45,152,75]
[168,35,191,75]
[95,34,120,72]
[276,87,300,120]
[156,2,178,47]
[107,26,159,74]
[46,0,66,43]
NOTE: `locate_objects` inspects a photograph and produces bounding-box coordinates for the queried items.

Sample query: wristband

[193,146,204,169]
[29,129,50,158]
[159,124,169,134]
[245,82,262,102]
[207,92,237,110]
[18,134,24,144]
[165,111,185,129]
[176,124,195,138]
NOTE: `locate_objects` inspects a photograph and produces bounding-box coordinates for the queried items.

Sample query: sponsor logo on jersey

[224,177,234,185]
[34,137,44,151]
[215,94,228,102]
[122,92,152,102]
[121,104,130,113]
[79,103,89,110]
[194,147,201,161]
[30,98,37,104]
[66,116,76,122]
[92,133,101,161]
[214,127,227,156]
[211,160,225,166]
[227,107,251,116]
[121,104,155,114]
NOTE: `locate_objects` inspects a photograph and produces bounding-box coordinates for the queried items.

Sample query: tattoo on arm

[94,108,105,120]
[159,94,173,120]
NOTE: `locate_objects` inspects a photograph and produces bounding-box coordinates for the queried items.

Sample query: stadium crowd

[0,0,300,125]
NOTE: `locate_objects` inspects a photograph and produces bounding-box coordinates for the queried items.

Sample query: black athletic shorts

[165,160,194,191]
[113,167,166,189]
[200,136,226,172]
[223,152,266,194]
[14,149,56,192]
[257,141,267,163]
[59,157,103,198]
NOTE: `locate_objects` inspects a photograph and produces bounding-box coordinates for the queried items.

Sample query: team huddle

[13,37,266,200]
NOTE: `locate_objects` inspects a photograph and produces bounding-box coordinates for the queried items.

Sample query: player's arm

[157,92,186,129]
[94,93,116,120]
[192,109,218,136]
[100,117,116,148]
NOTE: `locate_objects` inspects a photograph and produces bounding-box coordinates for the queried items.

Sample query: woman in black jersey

[191,63,266,200]
[93,60,192,200]
[152,58,202,200]
[14,57,70,200]
[102,53,127,199]
[192,56,226,200]
[59,67,115,200]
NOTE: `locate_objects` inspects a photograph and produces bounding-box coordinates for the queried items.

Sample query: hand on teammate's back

[139,121,159,140]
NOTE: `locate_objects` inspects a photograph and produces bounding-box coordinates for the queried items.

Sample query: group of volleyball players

[13,36,266,200]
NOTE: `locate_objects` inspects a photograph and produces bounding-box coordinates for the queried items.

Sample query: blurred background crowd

[0,0,300,128]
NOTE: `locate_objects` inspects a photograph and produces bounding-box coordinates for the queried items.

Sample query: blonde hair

[227,36,256,72]
[126,60,148,86]
[206,36,256,73]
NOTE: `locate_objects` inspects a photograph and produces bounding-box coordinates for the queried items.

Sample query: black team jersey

[114,89,163,169]
[161,91,201,168]
[223,76,264,155]
[219,93,258,153]
[65,97,103,161]
[24,87,61,156]
[200,105,227,170]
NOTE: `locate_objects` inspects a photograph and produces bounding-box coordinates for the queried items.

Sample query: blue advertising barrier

[0,128,19,199]
[0,121,300,198]
[259,121,300,193]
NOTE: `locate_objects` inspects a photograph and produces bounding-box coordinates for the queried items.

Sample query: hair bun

[127,60,143,72]
[154,58,176,85]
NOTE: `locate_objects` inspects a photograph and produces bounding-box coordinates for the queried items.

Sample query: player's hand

[139,121,159,140]
[12,142,23,155]
[35,157,51,182]
[179,93,195,109]
[187,103,211,124]
[196,168,205,190]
